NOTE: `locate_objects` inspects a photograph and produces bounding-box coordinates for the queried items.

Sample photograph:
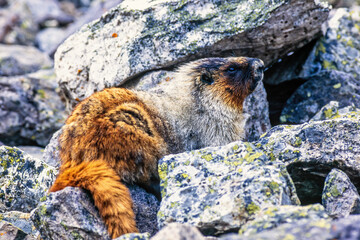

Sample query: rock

[0,69,66,147]
[42,129,62,168]
[238,204,329,236]
[32,187,110,240]
[116,233,151,240]
[1,211,37,236]
[16,0,74,26]
[280,70,360,124]
[311,100,360,121]
[322,168,360,218]
[0,3,38,45]
[0,146,57,213]
[45,0,125,57]
[158,141,300,235]
[35,28,66,55]
[54,0,329,107]
[17,146,44,161]
[151,223,206,240]
[222,214,360,240]
[242,81,271,142]
[0,221,33,240]
[301,7,360,78]
[0,44,52,76]
[256,110,360,205]
[126,69,270,142]
[128,185,160,236]
[33,185,160,239]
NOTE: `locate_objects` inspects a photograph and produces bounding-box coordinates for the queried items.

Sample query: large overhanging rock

[55,0,330,107]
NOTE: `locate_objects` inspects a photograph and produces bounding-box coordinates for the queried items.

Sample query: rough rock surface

[0,45,52,76]
[322,168,360,218]
[33,185,160,239]
[0,146,57,213]
[42,129,62,167]
[0,211,35,236]
[32,187,110,240]
[127,69,271,142]
[256,110,360,205]
[301,7,360,78]
[238,204,329,236]
[151,223,206,240]
[158,141,300,235]
[222,214,360,240]
[55,0,329,107]
[0,69,66,146]
[280,70,360,124]
[311,100,360,121]
[0,221,34,240]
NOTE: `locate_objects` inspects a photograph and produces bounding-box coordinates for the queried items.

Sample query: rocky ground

[1,0,360,239]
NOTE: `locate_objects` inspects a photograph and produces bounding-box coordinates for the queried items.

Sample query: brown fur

[50,57,264,238]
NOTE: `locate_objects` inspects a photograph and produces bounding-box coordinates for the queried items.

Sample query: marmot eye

[227,67,236,72]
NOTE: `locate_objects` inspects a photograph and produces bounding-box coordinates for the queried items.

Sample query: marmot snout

[50,56,264,238]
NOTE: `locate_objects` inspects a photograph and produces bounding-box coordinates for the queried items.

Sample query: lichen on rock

[158,141,300,235]
[0,146,57,213]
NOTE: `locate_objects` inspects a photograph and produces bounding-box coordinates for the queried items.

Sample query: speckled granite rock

[0,221,34,240]
[238,204,329,236]
[280,70,360,124]
[55,0,329,107]
[311,101,360,121]
[158,141,300,235]
[256,110,360,205]
[42,129,62,168]
[301,7,360,78]
[222,215,360,240]
[0,69,66,146]
[32,185,160,239]
[31,187,110,240]
[0,146,57,213]
[127,70,270,142]
[116,233,151,240]
[0,211,35,236]
[0,45,52,76]
[322,168,360,218]
[151,223,206,240]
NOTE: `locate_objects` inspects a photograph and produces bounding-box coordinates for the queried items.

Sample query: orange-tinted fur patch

[50,88,172,238]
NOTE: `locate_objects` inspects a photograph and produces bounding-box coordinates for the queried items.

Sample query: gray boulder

[0,146,57,213]
[256,110,360,205]
[0,210,38,237]
[32,185,160,239]
[35,28,66,55]
[0,221,34,240]
[42,129,62,168]
[13,0,73,27]
[222,214,360,240]
[301,7,360,78]
[238,204,328,236]
[322,168,360,218]
[280,70,360,124]
[151,223,206,240]
[158,141,300,235]
[0,69,66,147]
[54,0,329,107]
[311,100,360,121]
[32,187,110,240]
[0,45,52,76]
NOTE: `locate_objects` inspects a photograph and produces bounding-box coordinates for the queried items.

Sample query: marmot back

[50,57,264,238]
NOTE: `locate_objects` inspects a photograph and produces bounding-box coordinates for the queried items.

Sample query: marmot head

[179,57,264,111]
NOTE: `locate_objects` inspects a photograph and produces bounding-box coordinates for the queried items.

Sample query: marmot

[49,57,264,238]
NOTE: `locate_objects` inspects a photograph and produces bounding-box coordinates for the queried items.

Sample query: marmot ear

[200,70,214,85]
